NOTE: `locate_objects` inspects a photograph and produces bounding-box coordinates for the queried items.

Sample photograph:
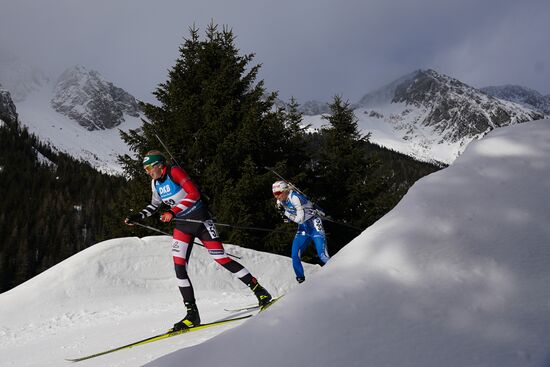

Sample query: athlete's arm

[169,166,201,215]
[286,194,306,224]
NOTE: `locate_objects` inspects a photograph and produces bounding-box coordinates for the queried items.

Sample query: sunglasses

[273,191,284,197]
[144,164,158,173]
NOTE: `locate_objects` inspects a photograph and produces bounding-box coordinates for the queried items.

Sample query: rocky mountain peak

[337,69,546,164]
[51,65,141,131]
[481,84,550,116]
[393,69,475,106]
[386,69,544,142]
[0,85,18,124]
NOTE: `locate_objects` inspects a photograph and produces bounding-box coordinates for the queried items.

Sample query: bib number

[204,220,219,239]
[313,217,324,234]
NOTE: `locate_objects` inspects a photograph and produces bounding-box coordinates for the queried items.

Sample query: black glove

[126,212,143,223]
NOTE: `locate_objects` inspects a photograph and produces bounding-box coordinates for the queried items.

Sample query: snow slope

[149,119,550,367]
[0,237,317,366]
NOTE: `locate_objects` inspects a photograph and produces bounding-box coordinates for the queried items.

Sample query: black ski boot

[249,277,272,307]
[171,301,201,332]
[296,276,305,283]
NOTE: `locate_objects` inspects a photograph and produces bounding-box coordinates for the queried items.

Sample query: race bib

[313,217,324,234]
[204,220,219,239]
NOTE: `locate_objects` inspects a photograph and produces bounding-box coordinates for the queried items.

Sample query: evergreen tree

[119,23,305,248]
[262,97,313,254]
[313,96,380,251]
[0,112,127,292]
[316,96,369,215]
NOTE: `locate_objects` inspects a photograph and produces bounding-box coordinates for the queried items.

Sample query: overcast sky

[0,0,549,104]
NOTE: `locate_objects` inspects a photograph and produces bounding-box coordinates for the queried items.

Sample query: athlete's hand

[160,211,174,223]
[285,211,297,223]
[125,212,143,225]
[275,202,285,218]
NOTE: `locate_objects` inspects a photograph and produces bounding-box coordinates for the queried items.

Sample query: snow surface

[2,119,550,367]
[0,237,316,366]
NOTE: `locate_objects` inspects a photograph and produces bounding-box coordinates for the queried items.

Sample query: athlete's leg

[291,233,311,279]
[313,235,330,264]
[198,219,254,284]
[310,217,329,265]
[199,219,271,305]
[172,228,195,303]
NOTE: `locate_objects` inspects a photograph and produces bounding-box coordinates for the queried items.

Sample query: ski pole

[129,221,242,259]
[174,218,295,234]
[320,217,363,232]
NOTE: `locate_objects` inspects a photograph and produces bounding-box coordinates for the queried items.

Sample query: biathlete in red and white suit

[125,150,271,331]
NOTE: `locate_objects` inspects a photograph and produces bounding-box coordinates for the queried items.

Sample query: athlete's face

[273,190,289,201]
[144,163,163,179]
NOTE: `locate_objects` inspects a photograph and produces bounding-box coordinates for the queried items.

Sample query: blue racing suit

[277,191,329,278]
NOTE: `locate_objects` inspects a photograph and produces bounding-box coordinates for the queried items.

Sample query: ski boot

[249,277,272,306]
[296,276,305,284]
[171,301,201,332]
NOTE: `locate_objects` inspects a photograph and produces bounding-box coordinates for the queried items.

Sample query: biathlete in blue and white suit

[125,150,272,331]
[272,180,330,283]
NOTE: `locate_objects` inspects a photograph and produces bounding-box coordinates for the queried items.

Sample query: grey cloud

[0,0,548,105]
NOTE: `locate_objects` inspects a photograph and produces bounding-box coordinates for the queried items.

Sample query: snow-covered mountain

[481,84,550,116]
[0,59,143,174]
[2,58,547,172]
[0,85,18,123]
[303,69,544,164]
[51,65,141,130]
[1,119,550,367]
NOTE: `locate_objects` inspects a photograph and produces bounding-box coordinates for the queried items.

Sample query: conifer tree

[119,23,304,247]
[281,97,311,179]
[0,112,127,292]
[313,96,379,250]
[316,96,367,215]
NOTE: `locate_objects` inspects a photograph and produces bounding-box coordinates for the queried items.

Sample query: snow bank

[0,236,316,366]
[148,119,550,367]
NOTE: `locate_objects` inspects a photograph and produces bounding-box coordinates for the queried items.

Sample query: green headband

[142,154,166,166]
